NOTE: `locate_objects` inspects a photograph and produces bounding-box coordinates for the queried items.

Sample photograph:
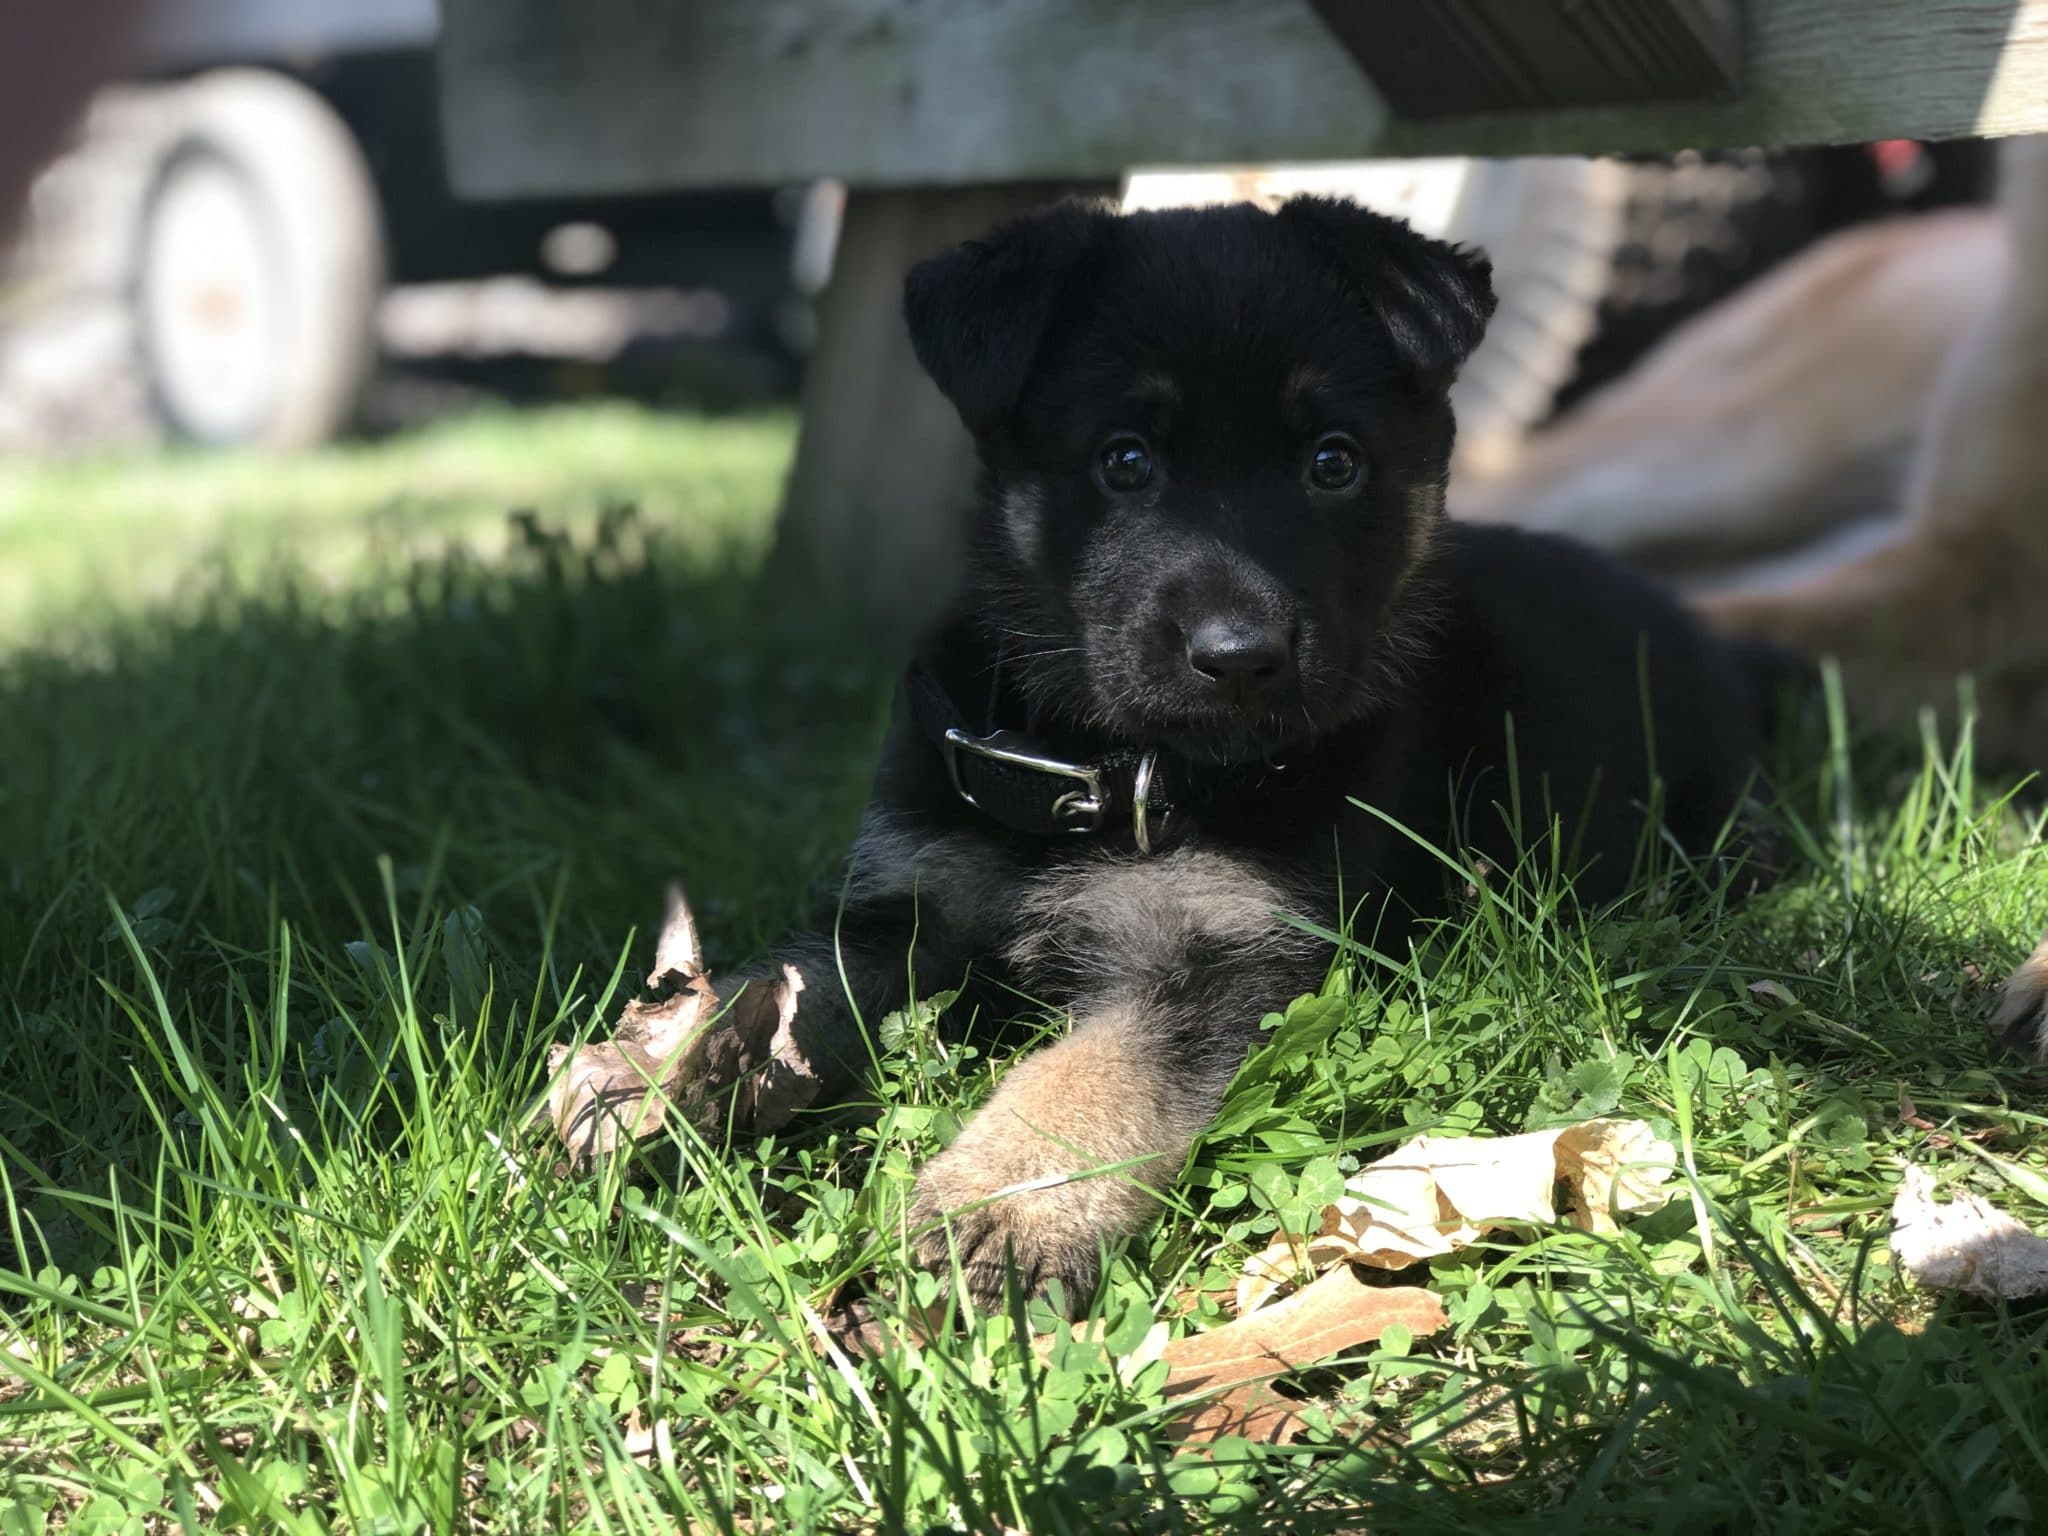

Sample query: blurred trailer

[106,0,810,447]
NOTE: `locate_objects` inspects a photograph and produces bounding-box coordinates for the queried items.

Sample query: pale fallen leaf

[540,884,818,1167]
[1889,1164,2048,1299]
[1238,1117,1676,1312]
[1556,1116,1677,1235]
[1162,1269,1446,1444]
[1748,979,1800,1008]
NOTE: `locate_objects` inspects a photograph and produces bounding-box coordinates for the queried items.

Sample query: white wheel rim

[140,151,281,442]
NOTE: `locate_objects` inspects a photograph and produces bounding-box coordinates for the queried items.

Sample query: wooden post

[767,182,1100,650]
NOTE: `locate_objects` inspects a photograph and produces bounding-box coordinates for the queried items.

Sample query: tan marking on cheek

[1000,483,1046,566]
[1397,482,1446,585]
[1132,371,1181,407]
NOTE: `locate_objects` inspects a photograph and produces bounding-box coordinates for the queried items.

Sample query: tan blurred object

[1470,138,2048,1057]
[1693,136,2048,763]
[0,1,141,246]
[1455,139,2048,1055]
[1449,207,2005,570]
[1459,137,2048,763]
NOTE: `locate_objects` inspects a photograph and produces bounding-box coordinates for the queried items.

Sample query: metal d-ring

[1132,749,1159,854]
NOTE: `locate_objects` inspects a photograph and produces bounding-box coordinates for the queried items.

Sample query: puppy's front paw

[909,1141,1115,1315]
[1990,936,2048,1062]
[903,1013,1201,1313]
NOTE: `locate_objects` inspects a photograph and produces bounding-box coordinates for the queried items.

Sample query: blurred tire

[132,68,383,448]
[1550,148,1837,412]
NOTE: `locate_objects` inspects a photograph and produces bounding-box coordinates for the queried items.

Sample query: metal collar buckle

[942,727,1106,832]
[1131,749,1162,854]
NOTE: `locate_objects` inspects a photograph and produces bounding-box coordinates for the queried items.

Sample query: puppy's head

[905,196,1493,761]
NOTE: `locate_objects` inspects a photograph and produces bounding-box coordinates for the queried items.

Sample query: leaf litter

[543,889,1683,1447]
[1889,1163,2048,1299]
[538,884,818,1166]
[1236,1117,1678,1312]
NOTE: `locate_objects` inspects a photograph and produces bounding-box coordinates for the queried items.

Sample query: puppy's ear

[1277,196,1495,387]
[903,199,1108,436]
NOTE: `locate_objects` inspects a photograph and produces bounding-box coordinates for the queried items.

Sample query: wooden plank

[1312,0,1743,116]
[136,0,438,73]
[437,0,2048,201]
[437,0,1380,198]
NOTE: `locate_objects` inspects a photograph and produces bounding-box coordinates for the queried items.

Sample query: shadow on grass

[1299,1278,2048,1532]
[0,508,892,1270]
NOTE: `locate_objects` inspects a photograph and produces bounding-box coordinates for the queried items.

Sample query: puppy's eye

[1095,434,1153,494]
[1309,433,1365,492]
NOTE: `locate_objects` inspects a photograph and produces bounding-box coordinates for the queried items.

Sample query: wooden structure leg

[768,182,1095,649]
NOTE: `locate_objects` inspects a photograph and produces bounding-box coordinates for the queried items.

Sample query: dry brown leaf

[1889,1164,2048,1299]
[826,1295,931,1360]
[1163,1269,1446,1444]
[1238,1117,1676,1312]
[541,885,819,1166]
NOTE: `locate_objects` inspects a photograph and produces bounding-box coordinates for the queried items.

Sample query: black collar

[903,652,1299,853]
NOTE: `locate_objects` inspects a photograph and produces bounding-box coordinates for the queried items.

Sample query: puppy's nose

[1186,617,1294,697]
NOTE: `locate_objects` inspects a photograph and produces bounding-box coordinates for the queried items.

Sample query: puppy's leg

[714,927,930,1120]
[909,850,1325,1311]
[1991,935,2048,1062]
[715,810,1023,1129]
[908,1001,1217,1307]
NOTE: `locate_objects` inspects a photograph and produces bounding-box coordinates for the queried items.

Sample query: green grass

[3,402,2047,1533]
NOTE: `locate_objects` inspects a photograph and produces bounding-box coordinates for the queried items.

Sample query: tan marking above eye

[1283,363,1331,403]
[1130,372,1180,405]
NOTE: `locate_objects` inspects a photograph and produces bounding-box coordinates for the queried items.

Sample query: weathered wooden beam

[437,0,2048,201]
[1311,0,1743,117]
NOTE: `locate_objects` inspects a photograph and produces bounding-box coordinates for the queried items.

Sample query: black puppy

[741,196,1775,1311]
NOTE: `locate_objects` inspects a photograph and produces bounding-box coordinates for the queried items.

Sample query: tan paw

[903,1009,1207,1312]
[908,1141,1125,1315]
[1990,936,2048,1062]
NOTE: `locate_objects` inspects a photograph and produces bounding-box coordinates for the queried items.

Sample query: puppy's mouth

[1156,722,1304,765]
[1110,699,1321,765]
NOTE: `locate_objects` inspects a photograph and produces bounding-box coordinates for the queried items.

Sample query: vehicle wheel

[132,68,384,449]
[1548,148,1845,413]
